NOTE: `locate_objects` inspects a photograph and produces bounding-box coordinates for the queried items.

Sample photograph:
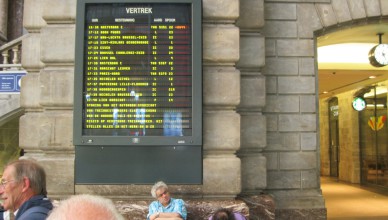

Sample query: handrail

[0,34,28,71]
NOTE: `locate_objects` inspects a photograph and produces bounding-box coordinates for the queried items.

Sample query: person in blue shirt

[147,181,187,220]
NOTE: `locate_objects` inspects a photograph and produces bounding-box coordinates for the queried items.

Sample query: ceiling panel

[318,23,388,99]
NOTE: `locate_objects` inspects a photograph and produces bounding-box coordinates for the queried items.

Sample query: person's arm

[150,212,182,220]
[157,212,183,219]
[173,199,187,220]
[151,199,187,220]
[147,202,158,220]
[149,212,161,220]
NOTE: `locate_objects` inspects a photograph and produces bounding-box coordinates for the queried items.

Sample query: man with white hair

[47,194,124,220]
[147,181,187,220]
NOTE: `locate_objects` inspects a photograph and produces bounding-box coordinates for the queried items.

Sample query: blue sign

[0,71,26,93]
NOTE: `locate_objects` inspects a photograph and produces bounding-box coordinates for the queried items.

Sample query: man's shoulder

[17,196,53,220]
[170,198,185,205]
[149,200,160,207]
[18,206,51,220]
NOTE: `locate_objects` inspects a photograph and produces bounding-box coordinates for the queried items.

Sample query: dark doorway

[328,97,339,178]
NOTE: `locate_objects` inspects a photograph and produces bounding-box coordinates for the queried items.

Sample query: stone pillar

[319,98,330,176]
[0,0,7,43]
[20,0,76,198]
[20,0,47,167]
[235,1,275,219]
[337,91,360,183]
[262,2,325,219]
[236,0,267,193]
[202,0,241,197]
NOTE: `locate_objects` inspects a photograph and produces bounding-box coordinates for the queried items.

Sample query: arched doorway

[317,22,388,185]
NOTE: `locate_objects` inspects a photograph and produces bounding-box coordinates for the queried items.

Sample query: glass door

[359,86,388,187]
[329,98,339,178]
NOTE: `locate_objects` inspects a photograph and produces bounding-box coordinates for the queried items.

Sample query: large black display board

[74,0,202,184]
[74,0,202,146]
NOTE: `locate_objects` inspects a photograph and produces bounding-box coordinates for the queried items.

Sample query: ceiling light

[363,86,387,97]
[318,43,376,64]
[367,104,385,108]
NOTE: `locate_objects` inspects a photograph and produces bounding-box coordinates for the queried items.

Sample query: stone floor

[321,176,388,220]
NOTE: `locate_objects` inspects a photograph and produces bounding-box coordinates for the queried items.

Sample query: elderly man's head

[151,181,171,206]
[0,160,47,211]
[47,194,124,220]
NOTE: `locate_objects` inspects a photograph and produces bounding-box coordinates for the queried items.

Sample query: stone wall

[21,0,74,197]
[262,1,323,218]
[0,0,7,43]
[319,91,359,183]
[261,0,388,218]
[202,0,241,197]
[336,91,360,183]
[319,97,330,177]
[0,0,24,47]
[7,0,24,41]
[236,0,267,196]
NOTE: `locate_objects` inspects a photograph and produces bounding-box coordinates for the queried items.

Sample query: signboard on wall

[0,71,26,93]
[74,0,202,146]
[74,0,202,184]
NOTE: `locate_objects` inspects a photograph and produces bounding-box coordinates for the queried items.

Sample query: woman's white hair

[47,194,124,220]
[151,181,168,198]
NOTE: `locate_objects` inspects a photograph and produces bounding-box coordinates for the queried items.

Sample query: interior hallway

[321,177,388,220]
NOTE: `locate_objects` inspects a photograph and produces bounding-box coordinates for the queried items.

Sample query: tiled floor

[321,177,388,220]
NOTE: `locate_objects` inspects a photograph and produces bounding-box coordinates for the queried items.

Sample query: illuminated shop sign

[352,97,366,111]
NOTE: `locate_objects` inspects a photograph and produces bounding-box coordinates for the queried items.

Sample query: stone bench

[113,195,275,220]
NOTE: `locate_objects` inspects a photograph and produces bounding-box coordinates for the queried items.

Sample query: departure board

[74,0,202,146]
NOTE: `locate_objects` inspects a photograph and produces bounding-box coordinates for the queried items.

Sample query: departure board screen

[74,0,202,146]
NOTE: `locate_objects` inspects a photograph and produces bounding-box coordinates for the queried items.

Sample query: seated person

[209,208,247,220]
[147,181,187,220]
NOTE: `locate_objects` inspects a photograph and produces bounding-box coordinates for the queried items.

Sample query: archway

[316,20,388,184]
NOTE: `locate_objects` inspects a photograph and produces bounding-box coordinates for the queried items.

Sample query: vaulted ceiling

[317,23,388,99]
